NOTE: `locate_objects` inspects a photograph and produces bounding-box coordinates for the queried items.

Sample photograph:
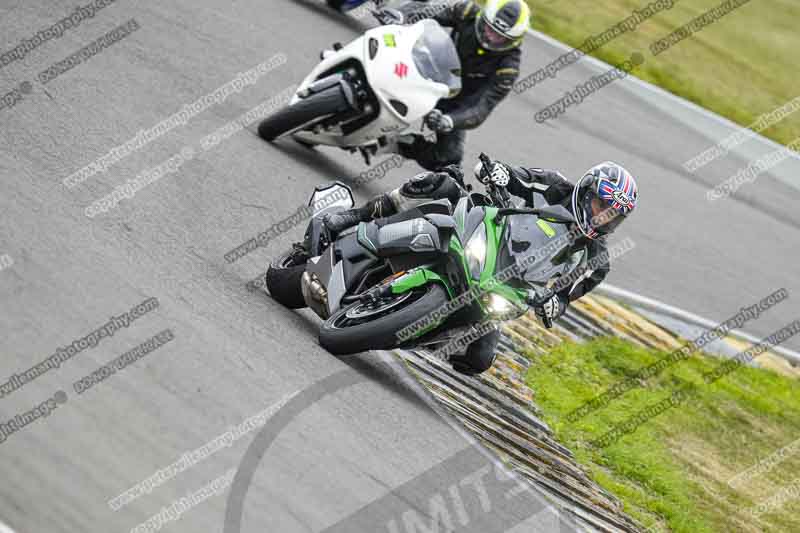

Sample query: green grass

[526,0,800,148]
[524,337,800,532]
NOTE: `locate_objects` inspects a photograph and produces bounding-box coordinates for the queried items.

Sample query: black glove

[424,109,455,133]
[373,7,404,25]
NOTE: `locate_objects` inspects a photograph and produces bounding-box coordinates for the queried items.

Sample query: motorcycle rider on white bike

[362,0,530,170]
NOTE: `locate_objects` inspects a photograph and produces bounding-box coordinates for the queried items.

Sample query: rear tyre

[257,85,349,141]
[319,284,449,355]
[265,250,307,309]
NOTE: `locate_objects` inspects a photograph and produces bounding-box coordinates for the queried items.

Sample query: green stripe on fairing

[389,268,452,298]
[536,219,556,238]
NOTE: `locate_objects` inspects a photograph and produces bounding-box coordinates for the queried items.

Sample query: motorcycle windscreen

[412,20,462,98]
[308,182,355,217]
[502,214,577,286]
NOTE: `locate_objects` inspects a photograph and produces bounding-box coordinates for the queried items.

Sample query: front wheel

[319,284,448,355]
[257,85,349,141]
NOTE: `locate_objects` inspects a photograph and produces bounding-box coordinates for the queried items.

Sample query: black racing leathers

[356,164,610,302]
[407,0,521,129]
[503,164,611,302]
[395,1,522,169]
[328,162,609,309]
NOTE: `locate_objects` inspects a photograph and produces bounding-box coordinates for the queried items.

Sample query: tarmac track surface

[0,1,797,532]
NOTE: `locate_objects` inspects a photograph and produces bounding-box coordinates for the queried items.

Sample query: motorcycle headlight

[482,293,526,320]
[486,293,513,315]
[464,223,487,280]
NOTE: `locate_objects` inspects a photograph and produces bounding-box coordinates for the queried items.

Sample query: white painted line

[596,283,800,366]
[524,28,800,163]
[0,521,17,533]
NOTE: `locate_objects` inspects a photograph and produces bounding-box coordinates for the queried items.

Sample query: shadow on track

[257,137,418,199]
[293,0,374,33]
[259,284,435,413]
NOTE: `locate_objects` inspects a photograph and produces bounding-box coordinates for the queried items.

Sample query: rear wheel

[319,284,449,355]
[265,249,307,309]
[257,85,349,141]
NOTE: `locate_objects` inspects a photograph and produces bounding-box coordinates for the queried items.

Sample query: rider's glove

[373,8,404,25]
[474,161,510,187]
[425,109,455,133]
[533,290,568,327]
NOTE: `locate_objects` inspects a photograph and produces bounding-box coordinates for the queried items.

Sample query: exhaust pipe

[301,271,330,319]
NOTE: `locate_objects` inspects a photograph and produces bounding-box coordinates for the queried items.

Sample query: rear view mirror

[494,205,575,224]
[536,205,575,224]
[308,181,354,217]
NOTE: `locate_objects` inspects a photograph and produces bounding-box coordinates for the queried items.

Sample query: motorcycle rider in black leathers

[320,160,640,373]
[364,0,529,171]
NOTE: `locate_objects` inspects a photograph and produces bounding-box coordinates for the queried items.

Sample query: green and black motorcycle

[266,154,586,372]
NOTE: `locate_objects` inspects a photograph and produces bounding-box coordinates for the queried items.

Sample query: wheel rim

[332,291,419,329]
[278,247,308,269]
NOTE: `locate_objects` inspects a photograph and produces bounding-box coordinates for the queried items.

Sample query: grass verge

[524,337,800,532]
[527,0,800,148]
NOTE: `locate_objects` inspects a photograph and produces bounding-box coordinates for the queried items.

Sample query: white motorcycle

[257,19,461,157]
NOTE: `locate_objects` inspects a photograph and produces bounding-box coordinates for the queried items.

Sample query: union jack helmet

[571,162,638,239]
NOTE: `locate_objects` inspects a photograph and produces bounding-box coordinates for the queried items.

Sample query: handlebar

[494,207,538,218]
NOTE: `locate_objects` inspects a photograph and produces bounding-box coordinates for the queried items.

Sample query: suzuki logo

[394,62,409,78]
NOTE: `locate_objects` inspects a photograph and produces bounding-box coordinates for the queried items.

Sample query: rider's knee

[451,329,499,375]
[393,171,462,211]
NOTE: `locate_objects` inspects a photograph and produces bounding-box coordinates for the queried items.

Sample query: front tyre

[319,284,448,355]
[257,85,349,141]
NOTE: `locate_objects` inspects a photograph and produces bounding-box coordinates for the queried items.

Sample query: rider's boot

[359,134,415,165]
[322,193,396,234]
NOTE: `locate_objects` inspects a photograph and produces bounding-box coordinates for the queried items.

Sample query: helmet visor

[476,17,516,51]
[580,178,627,236]
[592,205,625,235]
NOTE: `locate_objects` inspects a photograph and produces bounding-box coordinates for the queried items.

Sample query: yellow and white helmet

[476,0,531,51]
